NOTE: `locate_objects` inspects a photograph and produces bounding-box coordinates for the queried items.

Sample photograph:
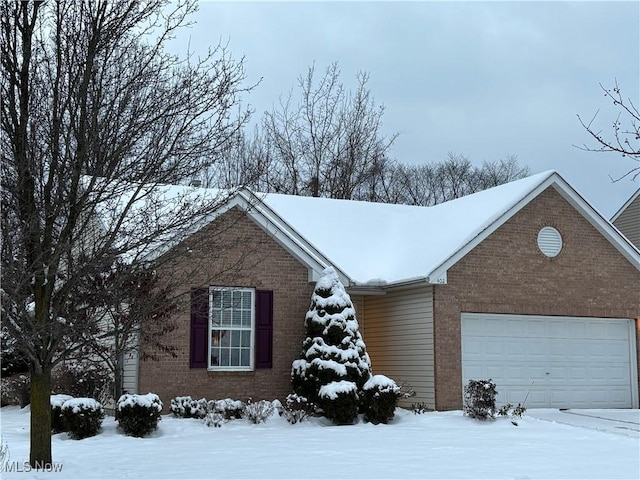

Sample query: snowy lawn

[1,405,639,479]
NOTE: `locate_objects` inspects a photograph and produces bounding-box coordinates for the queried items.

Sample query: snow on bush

[319,380,359,425]
[361,375,400,424]
[51,394,74,433]
[170,396,208,419]
[61,397,105,439]
[463,379,497,420]
[279,393,315,425]
[117,393,163,437]
[243,399,275,424]
[208,398,245,420]
[292,267,371,422]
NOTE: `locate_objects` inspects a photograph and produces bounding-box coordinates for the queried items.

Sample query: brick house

[132,171,640,410]
[612,188,640,250]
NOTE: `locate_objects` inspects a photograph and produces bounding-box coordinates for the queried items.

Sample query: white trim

[207,286,255,372]
[611,188,640,223]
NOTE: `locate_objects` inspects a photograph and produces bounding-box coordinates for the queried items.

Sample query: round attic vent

[537,226,562,257]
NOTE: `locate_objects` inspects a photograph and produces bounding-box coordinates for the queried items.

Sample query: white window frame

[208,287,255,371]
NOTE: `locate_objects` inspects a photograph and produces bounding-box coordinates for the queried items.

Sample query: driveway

[528,409,640,437]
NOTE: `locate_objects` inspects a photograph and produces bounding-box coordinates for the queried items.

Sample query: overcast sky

[177,1,639,217]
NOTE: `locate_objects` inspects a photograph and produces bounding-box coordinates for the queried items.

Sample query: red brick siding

[433,187,640,410]
[138,207,313,408]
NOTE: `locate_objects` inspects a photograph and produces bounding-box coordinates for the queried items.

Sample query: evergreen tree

[292,267,371,405]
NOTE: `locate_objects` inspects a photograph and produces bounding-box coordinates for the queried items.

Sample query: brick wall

[433,187,640,410]
[138,207,313,408]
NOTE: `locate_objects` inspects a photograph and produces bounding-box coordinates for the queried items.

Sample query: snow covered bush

[117,393,163,437]
[169,396,208,419]
[204,411,224,428]
[208,398,245,420]
[52,360,113,405]
[291,267,371,411]
[279,393,315,424]
[0,374,30,407]
[243,399,275,424]
[361,375,400,424]
[61,397,105,439]
[319,380,359,425]
[463,379,497,420]
[50,394,74,433]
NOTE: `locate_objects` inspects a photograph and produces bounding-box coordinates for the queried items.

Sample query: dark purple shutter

[255,290,273,369]
[190,288,209,368]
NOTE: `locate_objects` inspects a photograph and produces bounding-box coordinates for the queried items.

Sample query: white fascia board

[238,190,354,286]
[426,172,640,282]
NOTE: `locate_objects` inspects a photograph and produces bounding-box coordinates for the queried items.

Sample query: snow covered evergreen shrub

[169,396,208,419]
[50,394,74,433]
[279,393,315,424]
[61,397,105,439]
[361,375,400,424]
[292,267,371,408]
[410,402,430,414]
[318,380,359,425]
[463,379,497,420]
[243,399,275,424]
[117,393,163,437]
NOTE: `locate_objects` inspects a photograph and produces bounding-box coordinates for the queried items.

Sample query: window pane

[232,309,242,327]
[212,291,221,309]
[242,291,252,309]
[210,346,219,366]
[241,330,251,348]
[219,330,229,348]
[219,348,230,367]
[241,309,251,327]
[231,330,240,348]
[222,290,232,309]
[240,349,250,366]
[230,348,239,366]
[221,309,232,326]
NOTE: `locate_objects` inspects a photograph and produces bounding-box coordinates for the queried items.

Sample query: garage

[461,313,638,409]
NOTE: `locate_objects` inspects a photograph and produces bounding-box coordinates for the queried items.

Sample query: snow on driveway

[1,406,639,479]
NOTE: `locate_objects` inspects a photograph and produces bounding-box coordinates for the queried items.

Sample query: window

[209,287,254,370]
[189,287,272,370]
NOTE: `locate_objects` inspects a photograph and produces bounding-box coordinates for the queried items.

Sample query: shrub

[61,398,105,439]
[117,393,163,437]
[50,394,74,433]
[243,399,274,424]
[204,411,224,428]
[209,398,245,420]
[410,402,431,414]
[361,375,400,424]
[169,396,208,419]
[463,379,497,420]
[319,380,359,425]
[279,393,315,425]
[0,374,30,407]
[52,361,113,404]
[497,402,527,425]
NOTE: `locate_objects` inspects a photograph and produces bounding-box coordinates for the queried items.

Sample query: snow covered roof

[135,170,640,288]
[245,170,639,286]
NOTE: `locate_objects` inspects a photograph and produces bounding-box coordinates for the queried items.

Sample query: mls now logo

[2,461,64,473]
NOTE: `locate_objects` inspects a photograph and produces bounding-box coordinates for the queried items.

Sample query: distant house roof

[611,188,640,223]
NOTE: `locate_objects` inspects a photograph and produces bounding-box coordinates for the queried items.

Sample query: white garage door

[461,313,638,409]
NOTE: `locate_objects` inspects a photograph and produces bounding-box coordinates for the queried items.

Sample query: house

[132,171,640,410]
[612,188,640,250]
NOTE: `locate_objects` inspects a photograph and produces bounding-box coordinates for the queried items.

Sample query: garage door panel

[461,313,635,409]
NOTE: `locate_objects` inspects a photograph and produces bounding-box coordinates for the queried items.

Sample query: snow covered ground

[1,406,638,479]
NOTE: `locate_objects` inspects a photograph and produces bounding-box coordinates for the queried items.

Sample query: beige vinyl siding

[122,350,139,394]
[362,285,434,409]
[613,194,640,249]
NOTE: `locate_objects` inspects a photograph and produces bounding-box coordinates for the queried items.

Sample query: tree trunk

[29,363,52,467]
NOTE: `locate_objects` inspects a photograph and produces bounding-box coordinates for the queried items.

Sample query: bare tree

[1,0,254,465]
[260,62,398,199]
[577,80,640,181]
[375,154,530,206]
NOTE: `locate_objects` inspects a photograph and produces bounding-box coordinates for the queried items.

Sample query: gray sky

[178,0,639,217]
